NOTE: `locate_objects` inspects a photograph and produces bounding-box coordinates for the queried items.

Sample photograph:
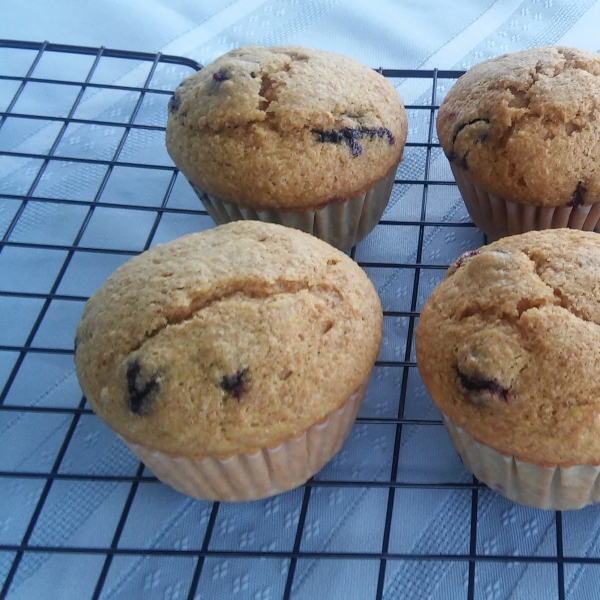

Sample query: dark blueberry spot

[366,126,395,145]
[313,126,395,157]
[250,71,256,78]
[213,71,227,82]
[454,250,479,268]
[444,149,457,161]
[450,118,490,169]
[346,136,362,157]
[568,181,586,208]
[316,130,344,144]
[168,93,181,114]
[221,367,249,400]
[451,118,490,147]
[127,360,160,416]
[457,369,509,402]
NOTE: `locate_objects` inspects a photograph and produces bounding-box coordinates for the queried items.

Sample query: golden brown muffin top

[165,45,407,210]
[75,221,382,457]
[437,46,600,207]
[416,229,600,466]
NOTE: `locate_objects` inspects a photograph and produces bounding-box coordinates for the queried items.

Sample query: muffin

[74,221,382,502]
[165,45,407,250]
[415,229,600,510]
[437,46,600,240]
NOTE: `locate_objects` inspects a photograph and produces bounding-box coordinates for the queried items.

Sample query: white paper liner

[441,413,600,510]
[120,377,370,502]
[189,165,398,250]
[450,164,600,240]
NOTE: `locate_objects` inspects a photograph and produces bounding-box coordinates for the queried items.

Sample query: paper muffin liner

[441,413,600,510]
[120,377,370,502]
[189,164,398,251]
[450,164,600,240]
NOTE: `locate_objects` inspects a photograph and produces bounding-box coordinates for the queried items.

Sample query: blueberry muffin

[75,221,383,501]
[416,229,600,509]
[166,45,407,250]
[437,46,600,239]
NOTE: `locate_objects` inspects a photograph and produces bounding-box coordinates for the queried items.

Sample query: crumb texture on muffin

[75,221,382,457]
[166,45,407,209]
[437,46,600,207]
[416,229,600,466]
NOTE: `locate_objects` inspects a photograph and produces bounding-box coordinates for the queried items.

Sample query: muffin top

[75,221,382,457]
[437,46,600,207]
[165,45,407,210]
[416,229,600,466]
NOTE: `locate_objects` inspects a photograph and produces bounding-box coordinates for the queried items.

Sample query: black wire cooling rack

[1,39,598,600]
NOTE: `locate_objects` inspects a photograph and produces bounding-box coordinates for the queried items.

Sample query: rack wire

[0,39,597,600]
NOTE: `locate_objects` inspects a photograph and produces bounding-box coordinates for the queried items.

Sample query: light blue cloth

[1,2,600,599]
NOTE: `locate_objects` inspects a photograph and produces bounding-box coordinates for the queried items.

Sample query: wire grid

[0,39,596,600]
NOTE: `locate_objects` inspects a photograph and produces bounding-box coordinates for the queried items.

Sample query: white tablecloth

[1,2,600,599]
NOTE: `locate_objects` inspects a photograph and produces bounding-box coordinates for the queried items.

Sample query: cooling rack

[1,39,598,600]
